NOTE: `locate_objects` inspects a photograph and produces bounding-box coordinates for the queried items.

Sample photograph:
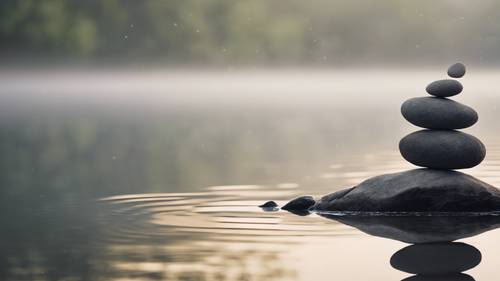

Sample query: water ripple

[98,185,356,245]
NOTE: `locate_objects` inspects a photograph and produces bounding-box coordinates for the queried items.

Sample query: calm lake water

[1,69,500,281]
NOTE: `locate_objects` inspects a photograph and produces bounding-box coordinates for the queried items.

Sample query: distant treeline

[1,0,499,65]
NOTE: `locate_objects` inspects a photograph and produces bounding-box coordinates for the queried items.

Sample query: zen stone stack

[311,62,500,213]
[399,63,486,169]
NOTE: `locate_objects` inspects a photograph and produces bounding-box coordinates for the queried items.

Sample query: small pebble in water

[259,201,278,208]
[282,196,315,211]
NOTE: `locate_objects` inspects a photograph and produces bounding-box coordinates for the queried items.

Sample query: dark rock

[402,273,475,281]
[391,243,481,275]
[401,97,478,129]
[399,130,485,169]
[314,187,355,204]
[320,214,500,244]
[448,62,466,78]
[282,196,315,212]
[312,169,500,213]
[426,79,463,97]
[259,201,278,208]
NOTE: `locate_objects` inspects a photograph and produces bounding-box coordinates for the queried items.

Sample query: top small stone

[448,62,466,78]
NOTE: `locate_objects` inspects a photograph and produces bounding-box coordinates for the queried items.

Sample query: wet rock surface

[282,196,315,212]
[259,201,278,208]
[312,169,500,213]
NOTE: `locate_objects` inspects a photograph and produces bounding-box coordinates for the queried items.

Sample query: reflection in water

[402,274,475,281]
[320,214,500,243]
[391,242,480,281]
[319,215,489,281]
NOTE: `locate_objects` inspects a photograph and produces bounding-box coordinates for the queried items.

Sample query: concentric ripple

[98,185,357,245]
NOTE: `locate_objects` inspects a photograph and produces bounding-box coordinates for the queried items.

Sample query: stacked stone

[287,62,500,213]
[399,63,486,170]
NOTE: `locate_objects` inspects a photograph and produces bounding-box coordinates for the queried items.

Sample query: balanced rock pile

[399,63,485,170]
[312,63,500,213]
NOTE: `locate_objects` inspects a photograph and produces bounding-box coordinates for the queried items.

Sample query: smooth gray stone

[401,97,478,129]
[426,79,463,97]
[312,169,500,212]
[448,62,466,78]
[282,196,315,212]
[259,200,279,212]
[399,130,485,169]
[259,201,278,208]
[391,243,481,275]
[320,213,500,243]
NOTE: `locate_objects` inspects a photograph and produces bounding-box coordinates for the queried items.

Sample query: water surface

[1,69,500,281]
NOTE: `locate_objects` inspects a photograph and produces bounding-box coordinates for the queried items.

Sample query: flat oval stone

[399,130,485,169]
[448,62,466,78]
[426,79,463,97]
[401,97,478,129]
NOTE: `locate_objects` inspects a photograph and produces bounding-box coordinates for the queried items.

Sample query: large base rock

[312,169,500,212]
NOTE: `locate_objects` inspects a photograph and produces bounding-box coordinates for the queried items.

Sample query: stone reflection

[320,214,497,281]
[391,242,480,281]
[402,274,474,281]
[321,214,500,243]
